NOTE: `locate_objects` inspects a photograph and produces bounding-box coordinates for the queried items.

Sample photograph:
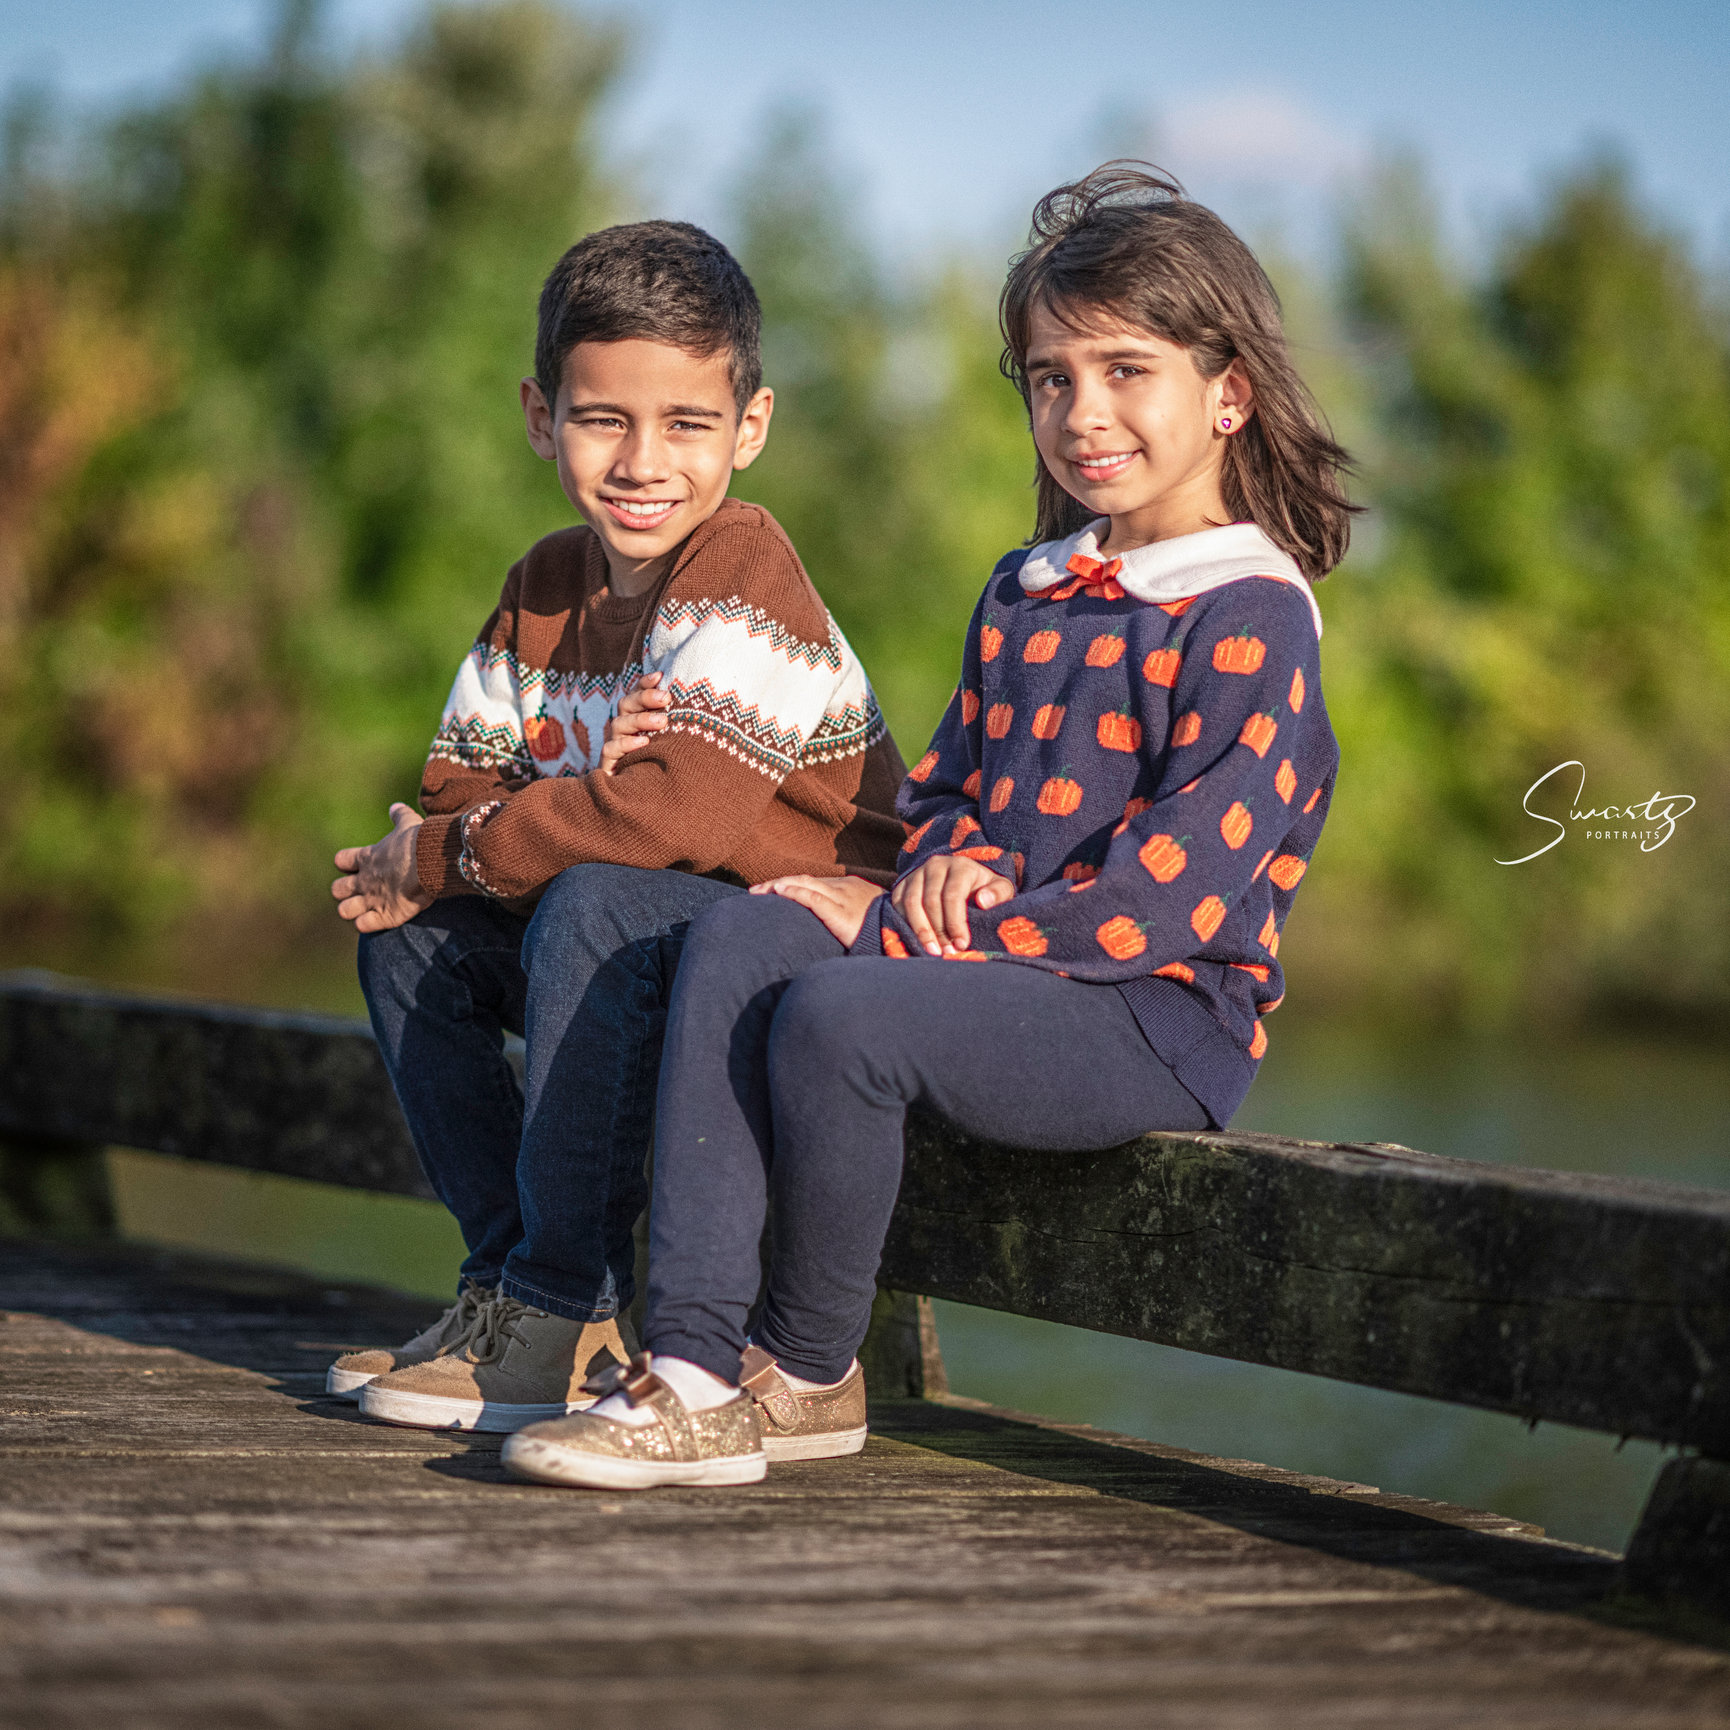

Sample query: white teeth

[612,500,674,516]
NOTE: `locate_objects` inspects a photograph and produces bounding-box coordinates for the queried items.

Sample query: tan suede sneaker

[502,1355,766,1490]
[738,1345,868,1460]
[325,1280,496,1399]
[357,1294,636,1432]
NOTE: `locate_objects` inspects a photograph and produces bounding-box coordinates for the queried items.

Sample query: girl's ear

[1213,358,1256,436]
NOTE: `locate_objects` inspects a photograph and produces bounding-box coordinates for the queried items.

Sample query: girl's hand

[332,802,434,933]
[600,672,671,775]
[891,855,1012,956]
[752,874,884,948]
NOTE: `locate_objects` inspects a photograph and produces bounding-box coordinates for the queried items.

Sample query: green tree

[1308,158,1730,1026]
[0,0,622,1002]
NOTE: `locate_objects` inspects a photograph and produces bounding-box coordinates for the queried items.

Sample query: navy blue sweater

[852,525,1338,1127]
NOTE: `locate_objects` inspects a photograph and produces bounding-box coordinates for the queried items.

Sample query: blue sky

[4,0,1726,265]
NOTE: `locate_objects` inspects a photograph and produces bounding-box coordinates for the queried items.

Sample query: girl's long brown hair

[1000,162,1357,579]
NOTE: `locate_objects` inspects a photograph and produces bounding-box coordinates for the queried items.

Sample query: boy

[327,220,906,1431]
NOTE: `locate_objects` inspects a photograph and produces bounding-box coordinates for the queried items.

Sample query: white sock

[777,1360,857,1393]
[589,1354,737,1426]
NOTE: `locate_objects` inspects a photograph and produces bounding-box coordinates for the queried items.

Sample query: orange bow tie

[1044,552,1125,602]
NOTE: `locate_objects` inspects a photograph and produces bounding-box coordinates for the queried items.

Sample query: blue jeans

[358,863,741,1321]
[646,892,1212,1385]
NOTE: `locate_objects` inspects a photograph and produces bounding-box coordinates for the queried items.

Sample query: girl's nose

[1062,373,1113,433]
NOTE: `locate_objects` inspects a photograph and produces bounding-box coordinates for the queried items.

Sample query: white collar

[1018,519,1323,638]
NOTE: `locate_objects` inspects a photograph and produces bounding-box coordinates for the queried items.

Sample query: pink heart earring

[1218,415,1234,432]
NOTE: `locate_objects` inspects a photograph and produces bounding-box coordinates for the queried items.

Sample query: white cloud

[1160,88,1365,189]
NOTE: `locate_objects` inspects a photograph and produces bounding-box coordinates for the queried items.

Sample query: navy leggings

[645,891,1211,1386]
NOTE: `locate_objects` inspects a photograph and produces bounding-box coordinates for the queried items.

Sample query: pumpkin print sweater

[851,520,1338,1128]
[414,499,907,902]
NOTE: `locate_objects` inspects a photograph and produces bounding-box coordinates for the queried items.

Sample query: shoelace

[429,1282,492,1360]
[444,1293,533,1366]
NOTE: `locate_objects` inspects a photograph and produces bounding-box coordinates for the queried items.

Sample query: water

[104,1019,1728,1556]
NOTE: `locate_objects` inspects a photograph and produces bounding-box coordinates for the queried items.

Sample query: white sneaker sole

[761,1425,869,1462]
[501,1433,767,1490]
[326,1366,378,1400]
[358,1384,595,1433]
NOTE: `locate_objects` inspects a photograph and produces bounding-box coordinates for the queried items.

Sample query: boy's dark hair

[535,220,763,417]
[1000,163,1358,579]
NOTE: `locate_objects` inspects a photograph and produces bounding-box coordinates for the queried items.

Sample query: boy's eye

[578,415,626,431]
[1035,371,1070,390]
[669,420,710,434]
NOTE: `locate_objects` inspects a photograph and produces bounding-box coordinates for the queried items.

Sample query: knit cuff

[412,814,469,901]
[847,896,886,958]
[454,800,509,895]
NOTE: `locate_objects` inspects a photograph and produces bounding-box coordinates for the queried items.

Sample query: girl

[501,163,1354,1490]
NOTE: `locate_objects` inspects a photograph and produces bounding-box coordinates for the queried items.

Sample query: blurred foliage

[727,110,1031,741]
[0,0,615,996]
[1311,159,1730,1026]
[0,1,1724,1031]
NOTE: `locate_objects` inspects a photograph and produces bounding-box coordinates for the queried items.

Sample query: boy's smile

[523,339,773,597]
[1024,302,1253,552]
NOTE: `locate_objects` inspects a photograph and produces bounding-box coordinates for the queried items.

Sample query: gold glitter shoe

[739,1346,868,1461]
[501,1355,766,1490]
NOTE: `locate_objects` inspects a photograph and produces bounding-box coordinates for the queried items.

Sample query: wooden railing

[1,969,1724,1617]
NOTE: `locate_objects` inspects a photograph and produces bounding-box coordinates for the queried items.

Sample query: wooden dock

[5,1237,1728,1729]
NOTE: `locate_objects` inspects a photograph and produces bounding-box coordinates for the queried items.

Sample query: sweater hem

[1115,976,1257,1129]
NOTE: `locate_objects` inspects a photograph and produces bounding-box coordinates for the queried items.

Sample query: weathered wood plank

[5,972,1729,1455]
[1623,1458,1730,1619]
[4,1238,1726,1730]
[0,971,427,1197]
[885,1109,1730,1455]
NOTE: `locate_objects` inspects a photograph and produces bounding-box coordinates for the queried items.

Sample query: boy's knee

[356,921,424,1007]
[522,862,643,968]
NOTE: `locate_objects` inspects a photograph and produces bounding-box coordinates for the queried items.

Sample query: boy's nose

[611,432,673,484]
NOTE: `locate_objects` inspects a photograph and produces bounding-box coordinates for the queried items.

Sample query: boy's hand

[332,803,433,933]
[600,671,671,775]
[752,873,883,949]
[892,855,1012,956]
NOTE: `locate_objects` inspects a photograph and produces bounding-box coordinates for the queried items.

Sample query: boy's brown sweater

[414,499,907,901]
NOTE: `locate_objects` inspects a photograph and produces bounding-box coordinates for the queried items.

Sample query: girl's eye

[1110,365,1144,380]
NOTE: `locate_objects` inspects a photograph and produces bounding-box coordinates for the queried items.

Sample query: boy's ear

[731,386,775,472]
[521,378,558,460]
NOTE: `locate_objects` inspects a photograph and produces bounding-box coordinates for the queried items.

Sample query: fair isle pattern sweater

[414,499,907,901]
[852,521,1338,1128]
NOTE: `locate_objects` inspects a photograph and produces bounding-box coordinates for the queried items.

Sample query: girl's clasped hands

[605,670,1005,952]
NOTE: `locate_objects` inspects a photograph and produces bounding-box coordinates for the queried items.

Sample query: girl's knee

[679,890,823,977]
[767,963,880,1081]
